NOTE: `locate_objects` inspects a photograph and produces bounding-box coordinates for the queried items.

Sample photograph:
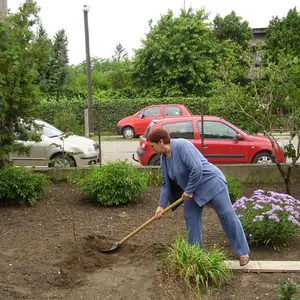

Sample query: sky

[8,0,299,65]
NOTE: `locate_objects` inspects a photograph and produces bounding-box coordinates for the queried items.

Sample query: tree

[210,48,300,194]
[266,7,300,60]
[65,57,135,99]
[40,29,69,98]
[35,25,52,92]
[132,8,234,97]
[213,11,253,50]
[0,0,45,168]
[112,43,128,62]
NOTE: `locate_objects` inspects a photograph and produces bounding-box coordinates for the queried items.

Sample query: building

[252,27,267,47]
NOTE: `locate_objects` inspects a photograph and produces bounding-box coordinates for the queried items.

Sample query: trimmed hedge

[40,97,204,133]
[39,97,258,134]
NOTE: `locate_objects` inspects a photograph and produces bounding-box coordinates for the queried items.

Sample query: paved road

[100,139,140,165]
[99,134,299,165]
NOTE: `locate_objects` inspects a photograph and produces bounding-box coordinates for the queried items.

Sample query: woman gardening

[148,128,250,266]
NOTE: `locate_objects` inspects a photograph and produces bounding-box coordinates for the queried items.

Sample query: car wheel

[49,154,76,168]
[122,126,135,138]
[149,155,160,166]
[252,152,274,164]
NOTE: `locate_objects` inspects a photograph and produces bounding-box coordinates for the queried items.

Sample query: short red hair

[147,128,170,144]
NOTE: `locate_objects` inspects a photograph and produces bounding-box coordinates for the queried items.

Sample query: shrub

[77,161,149,205]
[233,190,300,249]
[161,236,231,294]
[0,167,50,205]
[226,175,242,203]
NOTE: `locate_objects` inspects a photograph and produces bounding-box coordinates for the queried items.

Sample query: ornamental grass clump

[161,237,231,294]
[233,190,300,249]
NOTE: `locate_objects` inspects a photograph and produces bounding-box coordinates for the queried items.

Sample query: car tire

[48,154,76,168]
[122,126,135,138]
[149,155,160,166]
[252,151,274,164]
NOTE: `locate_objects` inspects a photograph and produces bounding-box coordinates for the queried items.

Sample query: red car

[117,104,192,138]
[135,116,286,165]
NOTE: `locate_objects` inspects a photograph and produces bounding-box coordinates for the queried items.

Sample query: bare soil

[0,182,300,300]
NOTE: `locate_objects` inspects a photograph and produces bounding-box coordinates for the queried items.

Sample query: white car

[11,119,99,168]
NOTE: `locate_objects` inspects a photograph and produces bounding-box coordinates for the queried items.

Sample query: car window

[164,106,182,116]
[197,121,237,139]
[161,121,194,139]
[138,107,161,118]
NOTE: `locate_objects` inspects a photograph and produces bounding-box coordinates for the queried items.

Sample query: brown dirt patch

[0,182,299,299]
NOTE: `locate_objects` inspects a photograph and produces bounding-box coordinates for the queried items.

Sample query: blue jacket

[159,139,227,208]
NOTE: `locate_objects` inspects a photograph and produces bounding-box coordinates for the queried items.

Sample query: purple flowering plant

[233,190,300,248]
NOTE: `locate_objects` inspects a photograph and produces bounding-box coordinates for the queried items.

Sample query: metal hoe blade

[100,242,121,253]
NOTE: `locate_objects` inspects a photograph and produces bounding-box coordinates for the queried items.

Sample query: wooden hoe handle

[118,197,184,245]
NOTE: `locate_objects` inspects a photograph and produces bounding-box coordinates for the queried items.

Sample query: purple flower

[254,204,264,210]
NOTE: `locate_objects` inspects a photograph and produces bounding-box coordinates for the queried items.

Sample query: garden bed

[0,182,299,300]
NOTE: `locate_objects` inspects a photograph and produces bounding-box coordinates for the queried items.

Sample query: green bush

[233,190,300,249]
[226,175,242,203]
[0,167,50,205]
[77,161,149,205]
[161,237,231,294]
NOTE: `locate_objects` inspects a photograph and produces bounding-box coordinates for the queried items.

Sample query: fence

[10,107,299,169]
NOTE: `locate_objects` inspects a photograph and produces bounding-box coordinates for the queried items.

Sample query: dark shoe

[239,254,250,266]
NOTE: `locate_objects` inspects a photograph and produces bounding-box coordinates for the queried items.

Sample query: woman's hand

[182,192,193,200]
[155,206,165,219]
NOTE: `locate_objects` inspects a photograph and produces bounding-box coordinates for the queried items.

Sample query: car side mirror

[141,114,145,119]
[237,133,244,140]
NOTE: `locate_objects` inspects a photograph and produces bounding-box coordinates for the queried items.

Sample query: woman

[148,128,250,266]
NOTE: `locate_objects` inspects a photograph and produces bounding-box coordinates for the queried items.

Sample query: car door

[195,120,250,164]
[11,136,47,167]
[136,106,162,134]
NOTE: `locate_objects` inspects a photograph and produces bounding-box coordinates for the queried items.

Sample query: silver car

[11,119,99,168]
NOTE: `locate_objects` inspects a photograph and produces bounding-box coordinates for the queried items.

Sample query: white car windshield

[35,119,64,138]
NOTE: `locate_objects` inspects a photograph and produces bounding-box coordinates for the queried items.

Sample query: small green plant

[77,160,149,205]
[160,236,231,294]
[147,168,162,186]
[277,279,300,300]
[0,167,50,205]
[226,175,242,203]
[233,190,300,249]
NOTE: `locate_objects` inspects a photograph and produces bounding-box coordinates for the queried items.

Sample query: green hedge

[39,97,257,134]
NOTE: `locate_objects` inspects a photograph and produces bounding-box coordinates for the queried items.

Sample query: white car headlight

[86,146,95,152]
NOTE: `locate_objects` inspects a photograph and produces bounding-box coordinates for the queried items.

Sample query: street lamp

[83,4,94,136]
